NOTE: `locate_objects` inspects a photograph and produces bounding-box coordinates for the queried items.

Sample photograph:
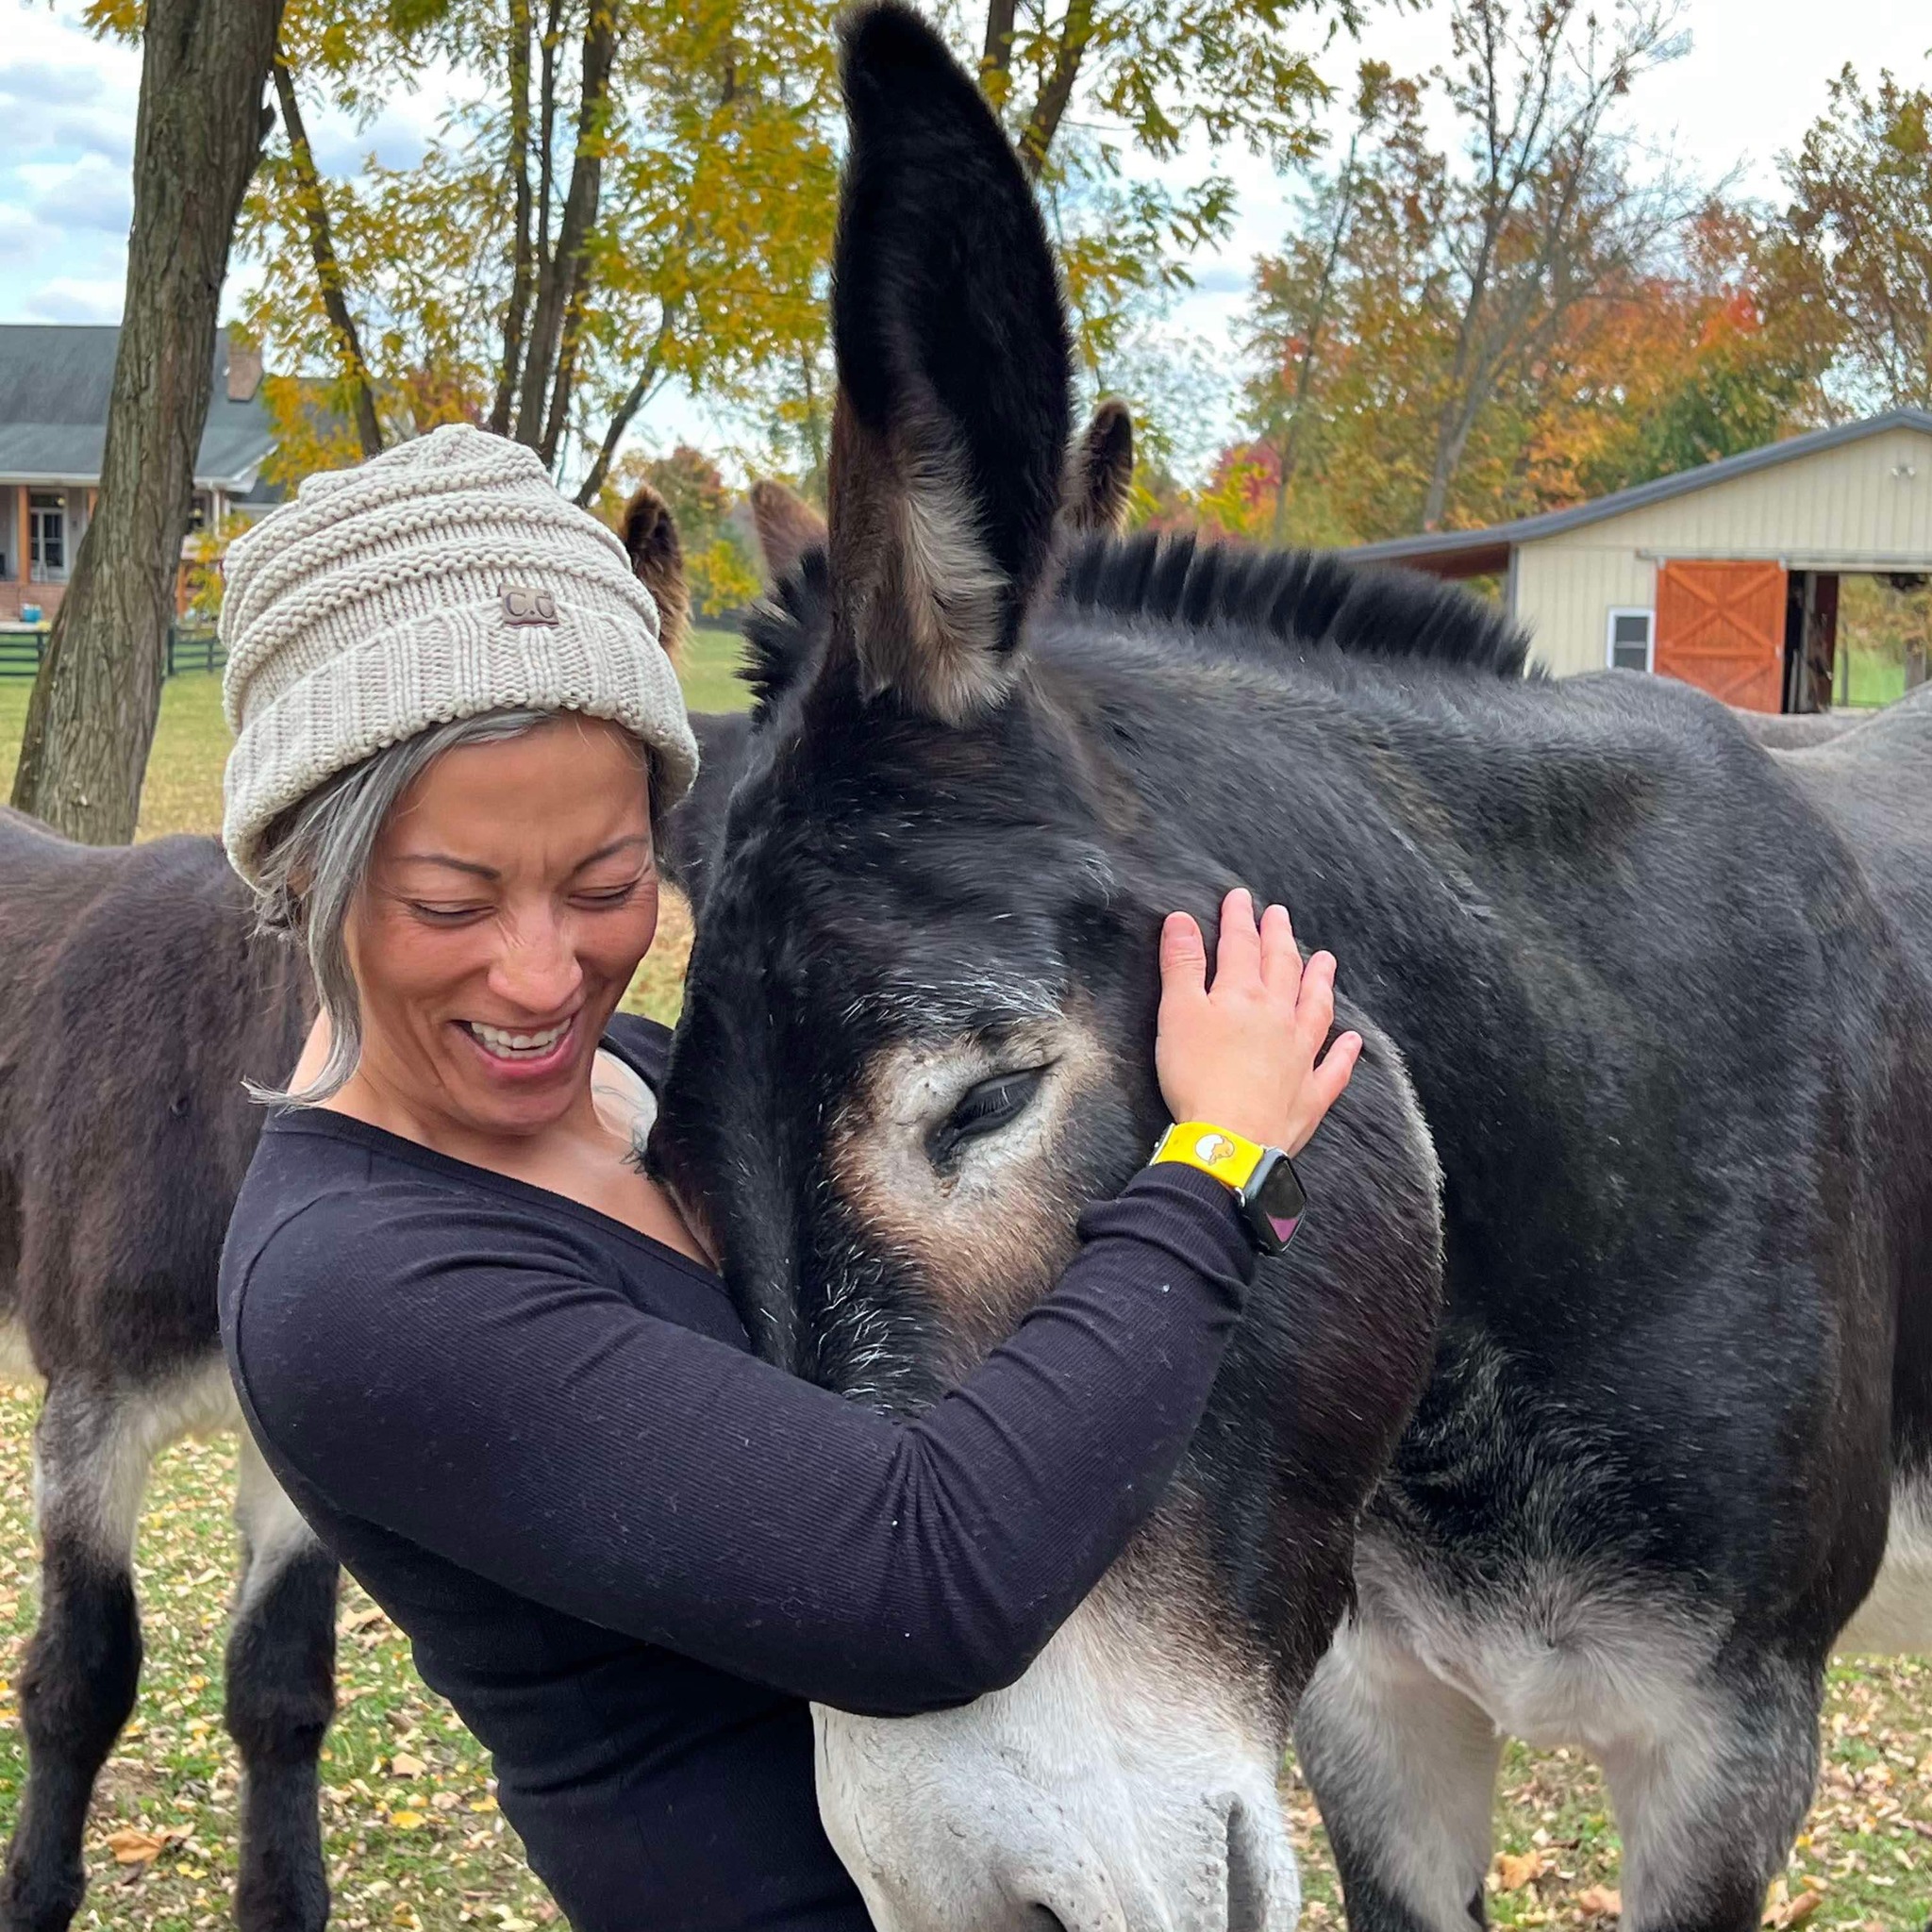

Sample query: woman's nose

[487,912,585,1014]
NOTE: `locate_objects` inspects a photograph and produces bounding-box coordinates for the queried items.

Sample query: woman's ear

[823,3,1074,723]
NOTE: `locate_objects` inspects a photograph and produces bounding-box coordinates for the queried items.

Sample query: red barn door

[1655,561,1788,712]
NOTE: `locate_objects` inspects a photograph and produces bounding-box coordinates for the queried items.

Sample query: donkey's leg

[1294,1616,1502,1932]
[1599,1650,1821,1932]
[225,1433,338,1932]
[0,1382,152,1932]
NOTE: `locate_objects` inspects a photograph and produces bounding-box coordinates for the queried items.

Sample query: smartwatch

[1150,1121,1306,1255]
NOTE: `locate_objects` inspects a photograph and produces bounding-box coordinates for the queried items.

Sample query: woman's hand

[1155,888,1361,1158]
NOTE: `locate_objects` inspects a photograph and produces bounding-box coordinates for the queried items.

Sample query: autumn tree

[243,0,842,501]
[1771,67,1932,414]
[1236,1,1811,542]
[11,0,285,842]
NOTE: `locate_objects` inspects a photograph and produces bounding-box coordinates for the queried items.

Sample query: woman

[218,425,1362,1931]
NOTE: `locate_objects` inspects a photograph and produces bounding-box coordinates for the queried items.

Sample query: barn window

[1607,608,1653,673]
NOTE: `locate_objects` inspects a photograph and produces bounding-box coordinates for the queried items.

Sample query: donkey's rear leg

[225,1434,337,1932]
[1294,1617,1501,1932]
[1600,1651,1820,1932]
[0,1382,152,1932]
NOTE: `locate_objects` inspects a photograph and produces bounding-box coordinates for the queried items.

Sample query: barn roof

[1346,409,1932,578]
[0,324,277,490]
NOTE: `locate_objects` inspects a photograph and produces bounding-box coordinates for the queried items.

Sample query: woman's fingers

[1258,901,1303,1001]
[1294,951,1338,1051]
[1213,888,1261,991]
[1158,910,1208,1005]
[1287,1030,1363,1156]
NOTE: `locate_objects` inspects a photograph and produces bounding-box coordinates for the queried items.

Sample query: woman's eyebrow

[395,852,499,879]
[392,834,650,880]
[573,834,652,872]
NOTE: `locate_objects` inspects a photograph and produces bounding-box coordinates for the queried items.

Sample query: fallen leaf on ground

[103,1825,190,1866]
[1577,1885,1622,1919]
[390,1751,427,1778]
[1496,1851,1544,1890]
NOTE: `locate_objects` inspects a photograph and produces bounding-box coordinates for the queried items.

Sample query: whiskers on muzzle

[811,1590,1301,1932]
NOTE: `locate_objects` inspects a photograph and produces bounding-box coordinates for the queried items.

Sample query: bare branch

[271,59,383,458]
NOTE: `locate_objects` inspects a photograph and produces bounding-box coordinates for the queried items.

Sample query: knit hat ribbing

[220,424,699,885]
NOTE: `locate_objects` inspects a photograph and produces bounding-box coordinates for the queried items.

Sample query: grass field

[4,636,1931,1929]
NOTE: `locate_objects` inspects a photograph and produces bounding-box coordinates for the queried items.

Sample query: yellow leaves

[1494,1849,1544,1891]
[1762,1877,1826,1927]
[388,1810,426,1831]
[104,1824,192,1866]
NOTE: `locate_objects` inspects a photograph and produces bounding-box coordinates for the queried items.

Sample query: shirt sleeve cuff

[1079,1160,1259,1296]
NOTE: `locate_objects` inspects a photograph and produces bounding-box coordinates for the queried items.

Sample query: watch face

[1247,1150,1306,1252]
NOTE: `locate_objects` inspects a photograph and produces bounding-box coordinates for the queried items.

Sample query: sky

[1,0,1927,464]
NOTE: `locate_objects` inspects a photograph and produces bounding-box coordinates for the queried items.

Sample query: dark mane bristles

[1058,530,1537,682]
[739,529,1538,715]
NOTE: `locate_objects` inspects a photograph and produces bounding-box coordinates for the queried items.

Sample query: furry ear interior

[1061,399,1135,538]
[749,478,828,584]
[825,2,1074,723]
[620,482,690,660]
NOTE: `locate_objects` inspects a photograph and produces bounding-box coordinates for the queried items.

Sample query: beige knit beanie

[221,423,699,885]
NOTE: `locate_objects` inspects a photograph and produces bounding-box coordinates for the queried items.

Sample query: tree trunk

[491,0,537,435]
[272,59,382,458]
[517,0,621,460]
[11,0,285,843]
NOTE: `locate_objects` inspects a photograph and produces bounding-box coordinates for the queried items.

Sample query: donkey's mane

[740,527,1535,711]
[1057,530,1535,682]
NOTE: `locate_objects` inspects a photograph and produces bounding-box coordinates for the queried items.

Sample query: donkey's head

[656,10,1441,1928]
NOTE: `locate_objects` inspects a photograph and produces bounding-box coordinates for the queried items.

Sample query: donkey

[651,11,1932,1932]
[0,809,322,1932]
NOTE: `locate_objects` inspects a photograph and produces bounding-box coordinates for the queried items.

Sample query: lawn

[4,631,1932,1929]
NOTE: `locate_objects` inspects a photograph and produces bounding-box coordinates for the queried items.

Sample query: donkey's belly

[1836,1475,1932,1656]
[1346,1528,1727,1757]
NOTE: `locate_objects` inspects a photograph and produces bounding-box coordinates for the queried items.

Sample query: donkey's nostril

[1022,1911,1070,1932]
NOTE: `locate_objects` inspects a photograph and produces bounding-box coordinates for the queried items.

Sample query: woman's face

[344,714,658,1140]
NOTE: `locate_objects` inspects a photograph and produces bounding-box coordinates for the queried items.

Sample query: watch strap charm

[1150,1121,1305,1254]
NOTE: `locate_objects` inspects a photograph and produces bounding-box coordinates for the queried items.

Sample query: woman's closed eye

[927,1066,1050,1167]
[573,875,648,909]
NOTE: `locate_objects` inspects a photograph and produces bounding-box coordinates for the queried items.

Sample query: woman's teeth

[466,1018,571,1059]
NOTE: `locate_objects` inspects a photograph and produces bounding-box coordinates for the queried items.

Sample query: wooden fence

[0,627,225,681]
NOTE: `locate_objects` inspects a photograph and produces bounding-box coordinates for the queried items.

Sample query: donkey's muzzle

[811,1593,1301,1932]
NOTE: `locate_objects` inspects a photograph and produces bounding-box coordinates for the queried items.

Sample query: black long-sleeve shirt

[219,1015,1257,1932]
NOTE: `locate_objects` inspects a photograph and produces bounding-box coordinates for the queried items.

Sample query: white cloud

[24,152,131,234]
[26,275,125,323]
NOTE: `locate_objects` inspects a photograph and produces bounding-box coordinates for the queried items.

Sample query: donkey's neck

[1056,638,1650,1126]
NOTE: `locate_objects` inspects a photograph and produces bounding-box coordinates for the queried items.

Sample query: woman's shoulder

[600,1011,673,1090]
[223,1114,614,1321]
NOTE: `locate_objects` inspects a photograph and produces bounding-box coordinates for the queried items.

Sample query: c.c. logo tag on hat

[501,586,559,626]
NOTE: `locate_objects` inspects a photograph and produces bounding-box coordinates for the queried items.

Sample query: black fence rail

[0,626,225,681]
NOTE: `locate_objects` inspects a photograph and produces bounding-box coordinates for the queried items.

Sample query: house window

[28,492,67,583]
[1607,608,1653,673]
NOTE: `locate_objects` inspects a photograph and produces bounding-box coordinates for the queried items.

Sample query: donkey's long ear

[1061,399,1135,537]
[749,478,828,584]
[621,481,690,661]
[827,3,1074,721]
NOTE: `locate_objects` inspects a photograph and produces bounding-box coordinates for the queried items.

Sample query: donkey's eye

[928,1067,1047,1167]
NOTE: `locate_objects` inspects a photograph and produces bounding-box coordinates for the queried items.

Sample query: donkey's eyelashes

[926,1066,1049,1169]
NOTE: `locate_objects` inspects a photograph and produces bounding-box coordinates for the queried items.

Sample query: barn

[1347,410,1932,713]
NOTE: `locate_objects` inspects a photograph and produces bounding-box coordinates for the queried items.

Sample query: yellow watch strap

[1150,1121,1269,1193]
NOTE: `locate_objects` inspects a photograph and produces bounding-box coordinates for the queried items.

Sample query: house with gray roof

[0,324,279,625]
[1347,410,1932,713]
